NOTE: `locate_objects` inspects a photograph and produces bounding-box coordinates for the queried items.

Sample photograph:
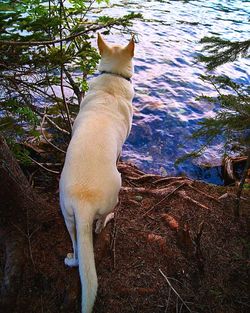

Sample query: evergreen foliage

[0,0,141,161]
[199,37,250,70]
[179,37,250,163]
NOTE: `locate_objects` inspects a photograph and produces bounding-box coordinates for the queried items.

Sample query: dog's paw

[64,253,78,267]
[103,212,114,228]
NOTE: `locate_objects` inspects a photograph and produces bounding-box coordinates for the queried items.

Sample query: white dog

[59,33,134,313]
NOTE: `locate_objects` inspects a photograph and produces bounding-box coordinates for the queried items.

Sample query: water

[95,0,250,184]
[1,2,248,185]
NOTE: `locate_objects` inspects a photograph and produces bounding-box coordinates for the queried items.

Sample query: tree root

[153,176,191,186]
[177,190,211,210]
[118,163,146,177]
[121,180,191,196]
[126,173,161,183]
[185,184,221,203]
[0,135,50,310]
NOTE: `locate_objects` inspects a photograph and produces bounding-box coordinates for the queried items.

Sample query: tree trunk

[0,136,44,310]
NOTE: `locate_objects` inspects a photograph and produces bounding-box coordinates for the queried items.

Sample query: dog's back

[60,70,134,211]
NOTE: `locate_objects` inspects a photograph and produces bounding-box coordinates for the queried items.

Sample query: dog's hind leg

[64,214,79,267]
[95,212,115,234]
[95,197,120,233]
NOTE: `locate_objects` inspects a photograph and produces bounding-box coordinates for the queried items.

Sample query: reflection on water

[96,0,250,184]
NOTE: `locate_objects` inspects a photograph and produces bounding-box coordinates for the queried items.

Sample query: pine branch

[0,13,142,47]
[199,37,250,70]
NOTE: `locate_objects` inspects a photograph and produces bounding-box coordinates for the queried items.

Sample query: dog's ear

[123,35,135,58]
[97,33,109,55]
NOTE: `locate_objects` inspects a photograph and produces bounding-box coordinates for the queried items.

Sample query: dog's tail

[75,205,97,313]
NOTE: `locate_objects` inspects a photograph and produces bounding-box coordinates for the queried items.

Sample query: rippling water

[97,0,250,184]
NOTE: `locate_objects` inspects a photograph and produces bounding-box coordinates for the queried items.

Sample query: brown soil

[1,162,250,313]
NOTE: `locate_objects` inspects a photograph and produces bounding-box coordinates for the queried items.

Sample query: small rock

[135,195,143,202]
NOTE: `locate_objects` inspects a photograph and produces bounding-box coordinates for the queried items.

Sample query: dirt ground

[1,161,250,313]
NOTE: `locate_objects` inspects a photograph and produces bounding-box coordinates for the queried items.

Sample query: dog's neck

[100,71,132,82]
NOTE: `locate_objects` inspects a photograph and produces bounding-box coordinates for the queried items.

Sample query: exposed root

[186,184,221,203]
[118,162,145,177]
[153,176,190,186]
[121,180,190,196]
[126,173,161,183]
[177,190,211,210]
[121,186,156,194]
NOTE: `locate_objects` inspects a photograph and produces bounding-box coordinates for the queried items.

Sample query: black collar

[100,71,132,83]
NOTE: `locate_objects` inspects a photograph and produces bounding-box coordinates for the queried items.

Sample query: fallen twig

[111,201,121,269]
[40,162,62,167]
[44,115,70,135]
[28,156,60,174]
[219,192,247,201]
[59,2,72,135]
[41,112,66,154]
[40,295,44,313]
[22,142,45,154]
[119,287,155,295]
[193,221,205,273]
[27,226,40,268]
[165,286,172,313]
[159,269,193,313]
[63,65,83,105]
[142,183,187,217]
[27,170,37,186]
[12,223,40,268]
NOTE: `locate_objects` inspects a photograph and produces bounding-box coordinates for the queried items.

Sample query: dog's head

[97,33,135,79]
